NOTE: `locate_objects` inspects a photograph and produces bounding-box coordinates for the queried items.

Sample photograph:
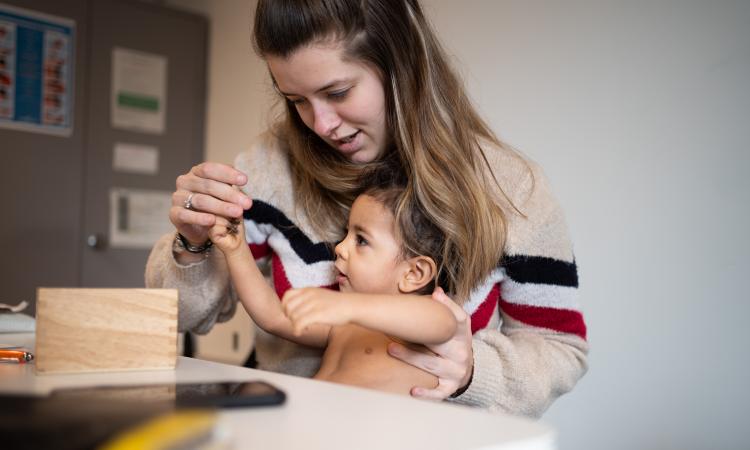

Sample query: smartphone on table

[51,380,286,409]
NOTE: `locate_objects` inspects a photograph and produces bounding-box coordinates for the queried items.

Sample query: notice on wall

[112,142,159,175]
[111,47,167,134]
[109,188,173,249]
[0,4,75,136]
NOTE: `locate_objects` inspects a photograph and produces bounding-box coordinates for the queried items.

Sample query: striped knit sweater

[145,133,588,417]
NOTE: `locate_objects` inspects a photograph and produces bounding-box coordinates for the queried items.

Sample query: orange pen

[0,349,34,363]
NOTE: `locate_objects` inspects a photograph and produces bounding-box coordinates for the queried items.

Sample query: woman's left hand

[387,287,474,400]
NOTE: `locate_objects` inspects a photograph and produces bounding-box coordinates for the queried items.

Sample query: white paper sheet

[109,188,173,249]
[111,47,167,134]
[112,142,159,175]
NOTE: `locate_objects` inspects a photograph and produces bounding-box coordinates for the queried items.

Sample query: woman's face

[266,42,388,164]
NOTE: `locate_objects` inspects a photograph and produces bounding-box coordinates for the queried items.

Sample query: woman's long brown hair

[254,0,529,302]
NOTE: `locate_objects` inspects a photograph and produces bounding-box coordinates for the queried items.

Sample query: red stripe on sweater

[271,254,291,297]
[500,299,587,340]
[248,242,270,260]
[271,253,338,300]
[470,284,499,334]
[271,256,585,340]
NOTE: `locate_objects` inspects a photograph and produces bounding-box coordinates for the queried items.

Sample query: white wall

[165,0,272,163]
[426,1,750,449]
[167,1,750,448]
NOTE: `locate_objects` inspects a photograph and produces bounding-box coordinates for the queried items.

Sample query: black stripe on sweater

[502,255,579,287]
[244,200,335,264]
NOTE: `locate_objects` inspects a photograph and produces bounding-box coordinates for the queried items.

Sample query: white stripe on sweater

[500,278,580,310]
[244,220,272,246]
[462,268,506,315]
[266,229,337,287]
[245,218,336,288]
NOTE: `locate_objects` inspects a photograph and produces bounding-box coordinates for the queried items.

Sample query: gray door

[1,0,206,313]
[81,0,206,288]
[1,0,88,315]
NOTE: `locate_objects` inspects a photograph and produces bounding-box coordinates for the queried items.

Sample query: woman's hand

[170,162,252,246]
[387,287,474,400]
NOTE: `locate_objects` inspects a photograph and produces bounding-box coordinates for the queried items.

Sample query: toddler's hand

[281,288,351,336]
[207,216,246,255]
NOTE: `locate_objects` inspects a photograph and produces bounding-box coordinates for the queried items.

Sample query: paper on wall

[112,142,159,175]
[111,47,167,134]
[109,188,173,249]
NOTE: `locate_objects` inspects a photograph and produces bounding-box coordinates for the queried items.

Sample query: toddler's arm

[282,288,456,345]
[209,217,330,348]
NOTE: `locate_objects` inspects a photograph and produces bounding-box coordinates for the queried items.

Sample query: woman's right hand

[170,162,252,246]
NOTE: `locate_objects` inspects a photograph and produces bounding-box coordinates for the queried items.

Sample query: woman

[146,0,588,417]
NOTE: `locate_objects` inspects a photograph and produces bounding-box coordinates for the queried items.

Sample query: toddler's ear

[398,256,437,294]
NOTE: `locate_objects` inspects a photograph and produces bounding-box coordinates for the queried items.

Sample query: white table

[0,333,555,450]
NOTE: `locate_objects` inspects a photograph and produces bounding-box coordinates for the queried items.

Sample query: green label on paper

[117,92,159,111]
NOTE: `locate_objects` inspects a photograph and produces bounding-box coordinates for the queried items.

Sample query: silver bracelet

[174,232,213,254]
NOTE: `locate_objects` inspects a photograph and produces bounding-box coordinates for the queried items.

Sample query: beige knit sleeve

[451,322,588,417]
[145,233,237,335]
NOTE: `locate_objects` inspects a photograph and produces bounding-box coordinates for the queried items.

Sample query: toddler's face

[334,195,407,294]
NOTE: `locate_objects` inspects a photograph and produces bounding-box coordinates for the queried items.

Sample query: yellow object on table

[100,410,224,450]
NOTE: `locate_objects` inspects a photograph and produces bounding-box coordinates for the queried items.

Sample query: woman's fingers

[388,341,465,400]
[169,163,251,244]
[388,342,463,380]
[432,286,468,321]
[190,162,248,188]
[169,205,215,234]
[175,162,251,212]
[211,215,234,230]
[411,382,455,401]
[173,190,245,218]
[175,179,250,217]
[386,287,475,401]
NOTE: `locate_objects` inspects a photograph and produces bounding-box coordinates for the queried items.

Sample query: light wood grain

[35,288,178,374]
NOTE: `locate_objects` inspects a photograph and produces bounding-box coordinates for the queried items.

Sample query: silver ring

[184,193,195,210]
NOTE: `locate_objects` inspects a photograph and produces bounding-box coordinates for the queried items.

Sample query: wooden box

[35,288,178,374]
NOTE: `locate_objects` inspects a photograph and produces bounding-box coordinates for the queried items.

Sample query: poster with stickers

[0,3,75,136]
